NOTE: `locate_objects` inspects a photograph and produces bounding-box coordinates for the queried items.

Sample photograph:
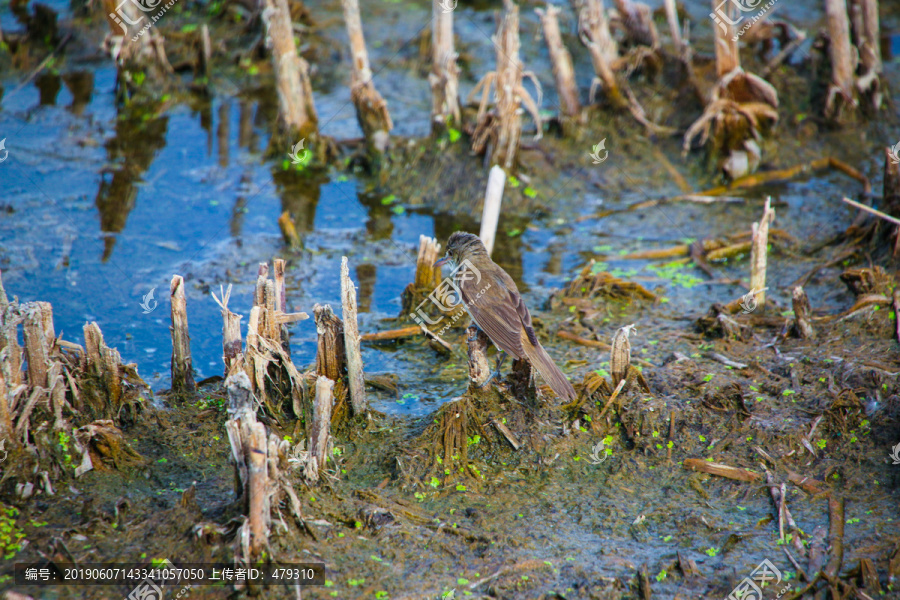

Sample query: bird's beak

[434,256,449,268]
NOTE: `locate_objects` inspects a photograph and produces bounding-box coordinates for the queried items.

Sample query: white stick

[480,165,506,256]
[841,196,900,227]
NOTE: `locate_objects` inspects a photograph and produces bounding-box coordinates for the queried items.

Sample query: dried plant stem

[362,326,421,342]
[466,326,490,388]
[825,496,845,579]
[23,303,51,389]
[612,0,658,48]
[305,376,334,483]
[84,322,124,412]
[683,458,762,482]
[792,286,815,339]
[224,372,269,559]
[0,370,10,441]
[170,275,195,393]
[480,165,506,256]
[711,0,738,77]
[430,0,461,132]
[893,289,900,345]
[749,198,775,310]
[212,284,244,377]
[414,235,443,291]
[314,304,346,382]
[261,0,319,137]
[537,5,581,124]
[470,0,542,170]
[663,0,682,52]
[341,257,367,415]
[247,421,268,558]
[342,0,392,157]
[841,196,900,228]
[824,0,857,118]
[574,0,626,109]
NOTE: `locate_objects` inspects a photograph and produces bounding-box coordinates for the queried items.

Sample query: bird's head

[434,231,487,270]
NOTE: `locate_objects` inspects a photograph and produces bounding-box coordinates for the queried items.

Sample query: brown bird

[434,231,576,402]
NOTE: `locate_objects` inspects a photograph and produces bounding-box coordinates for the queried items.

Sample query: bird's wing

[458,272,526,359]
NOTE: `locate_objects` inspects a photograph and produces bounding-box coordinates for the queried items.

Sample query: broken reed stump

[304,375,334,483]
[710,0,738,77]
[0,271,147,495]
[261,0,319,143]
[23,302,52,389]
[314,304,346,382]
[212,284,244,377]
[611,0,659,48]
[83,322,125,416]
[876,147,900,253]
[402,235,455,325]
[170,275,196,393]
[429,0,461,133]
[466,325,491,390]
[682,1,778,174]
[469,0,541,171]
[824,0,858,120]
[479,165,505,257]
[242,260,308,414]
[792,286,816,339]
[573,0,626,109]
[341,257,367,415]
[273,258,290,353]
[750,198,775,310]
[224,371,270,560]
[536,5,581,129]
[199,24,212,78]
[854,0,882,110]
[610,324,633,388]
[341,0,392,160]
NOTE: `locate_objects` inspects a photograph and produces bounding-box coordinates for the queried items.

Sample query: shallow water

[1,0,898,419]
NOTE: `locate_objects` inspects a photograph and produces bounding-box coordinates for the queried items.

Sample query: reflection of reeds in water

[94,108,169,261]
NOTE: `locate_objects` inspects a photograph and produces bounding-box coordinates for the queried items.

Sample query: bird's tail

[523,341,576,402]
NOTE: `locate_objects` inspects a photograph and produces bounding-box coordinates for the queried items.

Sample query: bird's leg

[478,350,507,388]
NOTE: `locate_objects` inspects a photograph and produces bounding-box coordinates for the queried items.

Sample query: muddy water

[2,0,900,598]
